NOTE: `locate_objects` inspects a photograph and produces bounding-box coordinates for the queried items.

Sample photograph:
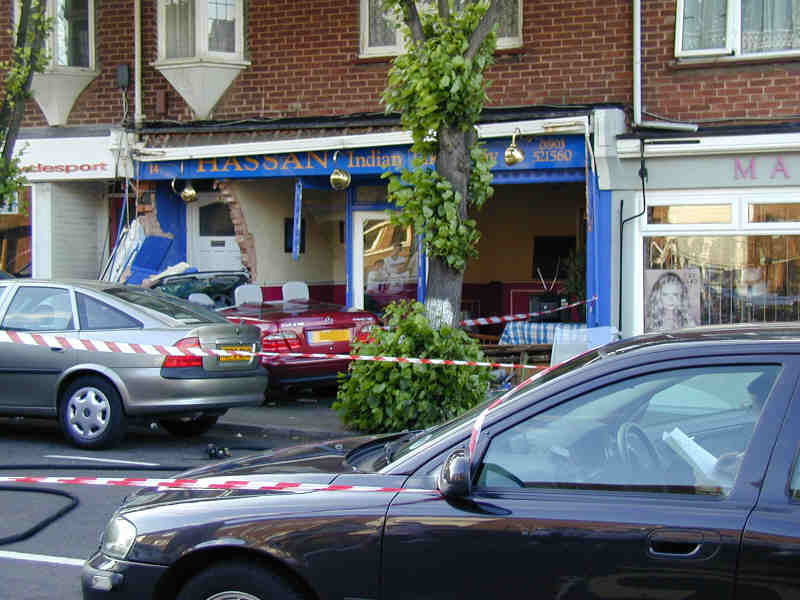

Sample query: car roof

[603,323,800,357]
[6,279,139,292]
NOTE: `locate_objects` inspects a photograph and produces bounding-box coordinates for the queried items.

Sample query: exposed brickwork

[1,2,798,129]
[216,181,256,281]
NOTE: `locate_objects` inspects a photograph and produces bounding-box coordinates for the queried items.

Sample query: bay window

[17,0,97,125]
[54,0,92,67]
[361,0,522,58]
[16,0,95,69]
[676,0,800,58]
[158,0,245,62]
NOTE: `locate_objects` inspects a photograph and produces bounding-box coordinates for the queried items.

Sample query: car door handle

[648,529,711,559]
[50,347,65,352]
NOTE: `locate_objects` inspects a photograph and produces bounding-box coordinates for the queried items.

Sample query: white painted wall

[32,182,107,279]
[31,184,52,279]
[232,180,346,285]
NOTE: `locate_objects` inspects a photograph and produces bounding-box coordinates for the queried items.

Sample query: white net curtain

[682,0,800,53]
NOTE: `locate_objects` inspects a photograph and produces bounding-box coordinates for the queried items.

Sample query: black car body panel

[83,325,800,600]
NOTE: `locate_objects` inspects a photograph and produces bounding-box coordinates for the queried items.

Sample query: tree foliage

[0,0,50,209]
[381,0,498,273]
[334,300,491,432]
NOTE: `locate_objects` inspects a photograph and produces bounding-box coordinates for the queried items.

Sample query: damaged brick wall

[217,181,256,282]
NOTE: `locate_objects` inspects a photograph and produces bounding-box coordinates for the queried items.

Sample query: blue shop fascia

[132,112,616,330]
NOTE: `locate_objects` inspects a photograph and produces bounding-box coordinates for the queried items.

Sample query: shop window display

[644,235,800,328]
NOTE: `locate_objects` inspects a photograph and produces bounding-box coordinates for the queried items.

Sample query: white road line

[0,550,85,567]
[44,455,161,466]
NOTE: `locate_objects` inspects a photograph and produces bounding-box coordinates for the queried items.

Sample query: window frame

[76,292,143,331]
[636,187,800,334]
[156,0,246,64]
[675,0,800,60]
[359,0,523,59]
[470,358,781,497]
[15,0,96,71]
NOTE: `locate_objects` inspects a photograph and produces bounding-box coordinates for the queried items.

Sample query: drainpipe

[633,0,697,132]
[134,0,143,125]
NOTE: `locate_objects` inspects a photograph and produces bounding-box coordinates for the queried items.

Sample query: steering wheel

[616,422,662,483]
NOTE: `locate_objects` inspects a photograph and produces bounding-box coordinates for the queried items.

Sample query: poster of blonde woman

[644,269,701,332]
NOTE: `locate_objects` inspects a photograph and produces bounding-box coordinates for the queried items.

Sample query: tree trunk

[1,0,47,163]
[424,125,474,328]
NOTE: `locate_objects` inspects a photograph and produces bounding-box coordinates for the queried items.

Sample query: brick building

[5,1,800,337]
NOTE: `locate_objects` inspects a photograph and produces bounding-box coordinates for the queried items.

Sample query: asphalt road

[0,417,285,600]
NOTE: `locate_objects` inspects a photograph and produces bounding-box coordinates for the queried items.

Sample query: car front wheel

[59,376,127,449]
[158,415,220,437]
[176,561,304,600]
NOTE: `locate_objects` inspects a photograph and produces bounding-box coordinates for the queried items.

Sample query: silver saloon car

[0,280,267,449]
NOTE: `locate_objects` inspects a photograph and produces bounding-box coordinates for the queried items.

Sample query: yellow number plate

[310,329,350,343]
[219,345,251,362]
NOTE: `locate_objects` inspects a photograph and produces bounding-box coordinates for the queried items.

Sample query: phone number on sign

[531,138,573,163]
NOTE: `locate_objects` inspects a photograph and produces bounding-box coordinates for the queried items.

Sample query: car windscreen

[103,287,230,325]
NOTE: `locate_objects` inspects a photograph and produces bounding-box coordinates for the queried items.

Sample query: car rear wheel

[176,561,304,600]
[59,376,127,449]
[158,415,220,437]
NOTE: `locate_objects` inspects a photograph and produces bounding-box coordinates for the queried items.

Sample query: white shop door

[187,194,242,272]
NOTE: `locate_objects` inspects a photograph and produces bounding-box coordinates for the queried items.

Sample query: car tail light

[261,332,303,359]
[163,337,203,369]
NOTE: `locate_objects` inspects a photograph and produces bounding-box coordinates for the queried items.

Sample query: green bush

[334,300,491,433]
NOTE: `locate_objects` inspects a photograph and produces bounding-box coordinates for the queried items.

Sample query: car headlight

[100,517,137,559]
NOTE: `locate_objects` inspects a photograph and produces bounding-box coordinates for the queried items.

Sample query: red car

[220,299,378,398]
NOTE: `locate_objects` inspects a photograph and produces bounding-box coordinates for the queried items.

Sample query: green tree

[382,0,500,328]
[0,0,50,209]
[334,300,490,433]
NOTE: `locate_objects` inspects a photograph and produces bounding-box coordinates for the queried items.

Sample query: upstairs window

[676,0,800,58]
[361,0,522,58]
[54,0,91,67]
[158,0,245,61]
[16,0,95,69]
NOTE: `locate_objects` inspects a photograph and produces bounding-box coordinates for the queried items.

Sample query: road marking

[0,550,84,567]
[44,455,162,466]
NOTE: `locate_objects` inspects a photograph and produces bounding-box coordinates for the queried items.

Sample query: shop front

[134,115,614,333]
[616,132,800,338]
[15,130,124,280]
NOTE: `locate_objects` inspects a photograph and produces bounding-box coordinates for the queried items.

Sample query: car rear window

[104,287,229,325]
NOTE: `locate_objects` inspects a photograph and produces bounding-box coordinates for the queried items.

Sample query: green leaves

[333,300,491,433]
[380,0,497,275]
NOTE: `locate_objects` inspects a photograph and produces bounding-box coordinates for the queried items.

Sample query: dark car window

[476,364,779,496]
[102,287,230,325]
[383,351,606,471]
[1,286,74,331]
[791,455,800,501]
[77,292,142,331]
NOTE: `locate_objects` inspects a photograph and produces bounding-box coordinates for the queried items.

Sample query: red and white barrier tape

[0,331,544,371]
[0,475,435,494]
[459,296,597,327]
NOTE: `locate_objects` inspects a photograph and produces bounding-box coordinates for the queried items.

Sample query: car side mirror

[437,447,471,498]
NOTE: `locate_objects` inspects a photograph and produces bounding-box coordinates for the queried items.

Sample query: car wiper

[383,428,426,464]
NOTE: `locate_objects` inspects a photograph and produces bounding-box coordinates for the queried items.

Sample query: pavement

[217,391,357,443]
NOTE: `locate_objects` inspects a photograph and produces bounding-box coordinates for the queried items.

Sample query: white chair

[234,284,263,305]
[188,293,215,308]
[282,281,309,301]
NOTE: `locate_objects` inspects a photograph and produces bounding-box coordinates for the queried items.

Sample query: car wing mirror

[437,447,471,499]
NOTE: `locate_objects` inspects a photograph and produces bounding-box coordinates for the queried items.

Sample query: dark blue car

[84,323,800,600]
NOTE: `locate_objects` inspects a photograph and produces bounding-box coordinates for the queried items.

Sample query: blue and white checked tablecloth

[499,321,587,345]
